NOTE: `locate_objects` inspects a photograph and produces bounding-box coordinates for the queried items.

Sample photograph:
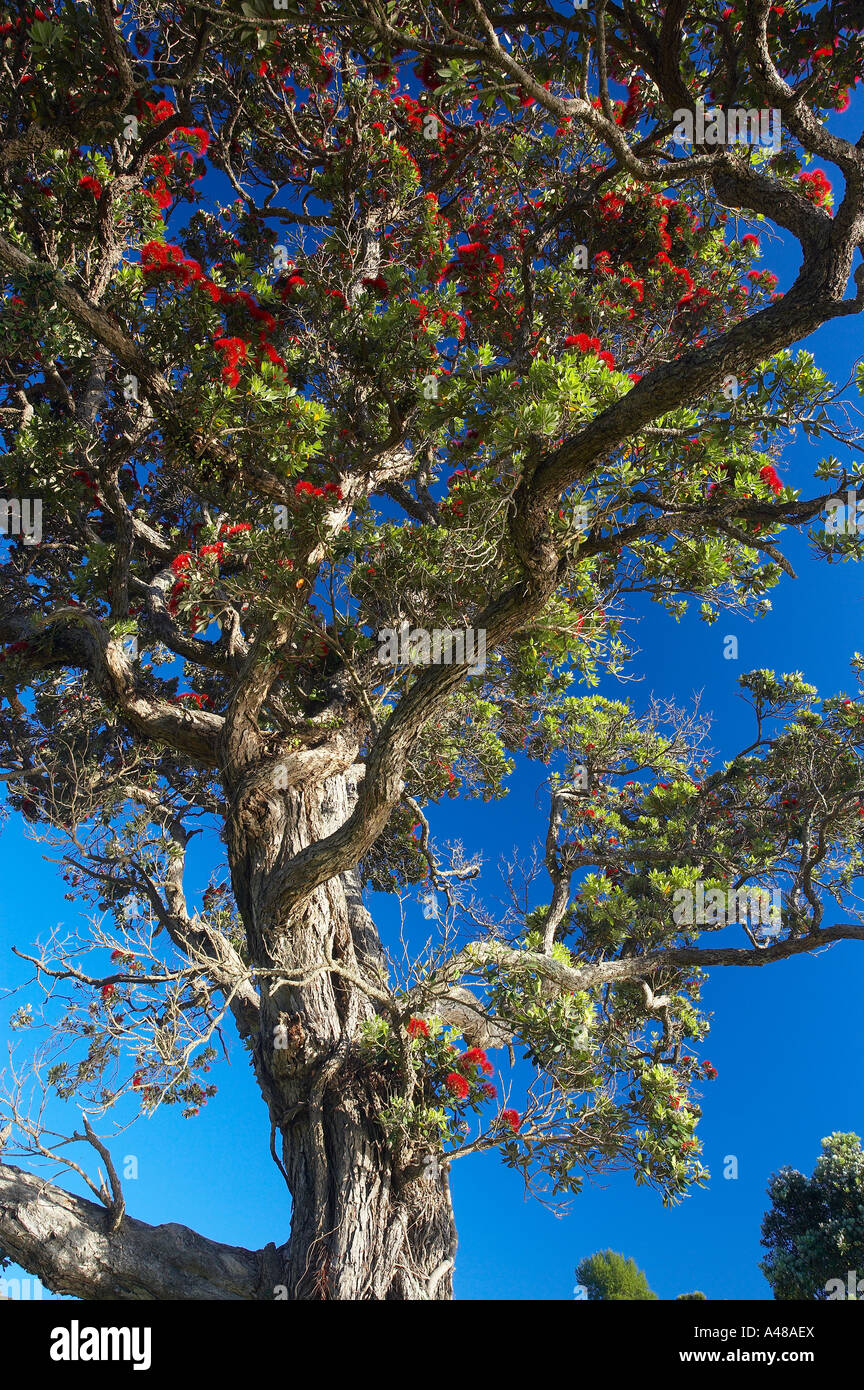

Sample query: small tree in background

[576,1249,658,1301]
[760,1133,864,1300]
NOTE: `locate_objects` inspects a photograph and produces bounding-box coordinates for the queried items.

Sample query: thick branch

[434,922,864,997]
[0,1163,280,1300]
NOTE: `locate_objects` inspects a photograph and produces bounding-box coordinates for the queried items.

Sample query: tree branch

[0,1162,281,1300]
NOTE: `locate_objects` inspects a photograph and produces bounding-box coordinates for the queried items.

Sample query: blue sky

[2,99,863,1302]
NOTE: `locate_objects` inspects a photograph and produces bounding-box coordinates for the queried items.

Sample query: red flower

[760,464,783,495]
[797,169,832,207]
[213,336,248,388]
[145,98,175,123]
[294,479,323,498]
[480,1082,497,1099]
[362,274,389,297]
[501,1109,520,1133]
[418,55,442,90]
[167,578,187,613]
[407,1017,429,1038]
[101,983,116,1001]
[176,125,210,155]
[259,339,286,369]
[79,175,102,199]
[459,1047,489,1071]
[445,1071,470,1100]
[279,274,306,298]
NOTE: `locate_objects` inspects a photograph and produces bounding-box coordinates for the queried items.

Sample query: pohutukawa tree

[2,0,864,1302]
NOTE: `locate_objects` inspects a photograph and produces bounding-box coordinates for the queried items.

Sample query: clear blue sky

[2,106,862,1304]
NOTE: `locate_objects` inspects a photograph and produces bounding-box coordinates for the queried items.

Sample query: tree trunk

[276,1109,457,1300]
[225,765,457,1300]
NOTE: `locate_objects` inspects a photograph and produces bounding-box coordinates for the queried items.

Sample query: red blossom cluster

[0,639,31,664]
[167,552,191,613]
[406,1023,515,1124]
[173,126,210,155]
[458,1047,494,1076]
[213,335,247,387]
[562,333,616,371]
[361,273,389,297]
[139,242,286,387]
[279,272,307,298]
[128,106,210,208]
[78,175,102,199]
[616,77,643,127]
[140,240,205,288]
[438,241,505,309]
[294,480,343,500]
[0,8,50,37]
[165,525,254,615]
[142,97,175,123]
[797,168,832,207]
[434,307,467,341]
[445,1070,470,1099]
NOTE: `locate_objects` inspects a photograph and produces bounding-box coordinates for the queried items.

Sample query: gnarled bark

[224,766,456,1300]
[0,1162,276,1300]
